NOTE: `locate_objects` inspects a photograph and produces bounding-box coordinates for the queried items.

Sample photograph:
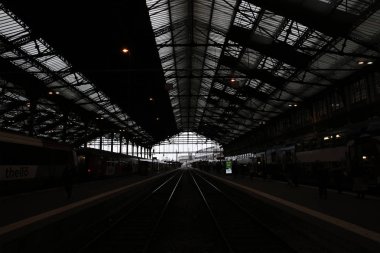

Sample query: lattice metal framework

[147,0,380,145]
[0,4,153,145]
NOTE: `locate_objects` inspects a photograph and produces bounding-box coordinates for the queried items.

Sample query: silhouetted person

[352,161,367,199]
[333,162,344,194]
[63,165,74,199]
[315,161,328,199]
[291,164,299,187]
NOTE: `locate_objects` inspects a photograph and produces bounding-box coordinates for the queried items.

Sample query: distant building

[194,146,223,161]
[178,153,193,163]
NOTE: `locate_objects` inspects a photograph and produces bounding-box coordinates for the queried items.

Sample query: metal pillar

[111,132,114,153]
[119,134,122,154]
[132,142,134,156]
[28,100,36,137]
[61,112,68,142]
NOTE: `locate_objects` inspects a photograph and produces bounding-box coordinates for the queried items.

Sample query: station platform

[200,170,380,246]
[0,173,162,228]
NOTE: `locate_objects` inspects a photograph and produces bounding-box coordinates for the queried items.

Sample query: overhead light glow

[367,61,374,65]
[149,97,154,101]
[358,61,365,65]
[48,91,53,95]
[55,91,60,95]
[323,136,329,140]
[122,48,129,54]
[362,155,367,160]
[336,134,341,138]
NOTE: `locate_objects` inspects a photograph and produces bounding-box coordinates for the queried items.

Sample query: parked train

[0,130,76,194]
[0,130,178,195]
[193,132,380,193]
[76,148,178,178]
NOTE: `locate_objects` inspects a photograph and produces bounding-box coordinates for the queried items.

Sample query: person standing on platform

[352,161,368,199]
[315,161,328,199]
[63,165,74,199]
[333,161,344,194]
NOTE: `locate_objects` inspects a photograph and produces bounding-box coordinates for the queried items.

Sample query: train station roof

[0,0,379,147]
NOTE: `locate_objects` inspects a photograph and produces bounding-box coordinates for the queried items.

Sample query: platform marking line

[0,173,170,237]
[207,173,380,244]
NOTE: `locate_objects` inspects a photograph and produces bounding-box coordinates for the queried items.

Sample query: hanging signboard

[225,160,232,174]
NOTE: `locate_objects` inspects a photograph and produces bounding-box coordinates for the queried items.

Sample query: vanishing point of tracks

[79,169,296,253]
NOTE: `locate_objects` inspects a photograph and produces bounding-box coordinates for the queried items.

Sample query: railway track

[79,170,183,253]
[190,170,296,253]
[78,169,299,253]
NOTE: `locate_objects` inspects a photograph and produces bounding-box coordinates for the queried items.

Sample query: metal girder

[36,117,66,134]
[0,100,25,115]
[210,87,245,106]
[228,25,312,68]
[2,111,29,127]
[220,55,286,88]
[245,0,358,38]
[72,130,104,147]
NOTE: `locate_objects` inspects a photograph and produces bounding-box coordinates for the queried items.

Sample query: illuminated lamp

[367,61,374,65]
[357,61,365,65]
[122,48,129,54]
[362,156,367,160]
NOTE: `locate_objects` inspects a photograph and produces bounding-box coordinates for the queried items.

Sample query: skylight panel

[256,11,284,38]
[276,63,296,78]
[277,21,308,46]
[214,82,224,90]
[225,86,236,95]
[260,57,279,70]
[258,82,276,94]
[248,79,260,89]
[234,1,261,29]
[0,8,28,40]
[209,31,225,44]
[225,40,242,58]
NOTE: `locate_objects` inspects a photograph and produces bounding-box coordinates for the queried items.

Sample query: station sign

[225,160,232,174]
[0,165,37,181]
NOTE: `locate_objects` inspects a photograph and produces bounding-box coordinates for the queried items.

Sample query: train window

[351,79,368,104]
[375,72,380,96]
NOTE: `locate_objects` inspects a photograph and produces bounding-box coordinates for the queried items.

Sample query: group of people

[244,160,370,200]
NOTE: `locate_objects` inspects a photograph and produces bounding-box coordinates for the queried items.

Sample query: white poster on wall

[0,165,38,180]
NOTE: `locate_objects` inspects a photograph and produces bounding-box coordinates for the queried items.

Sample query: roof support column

[131,142,134,156]
[110,132,114,153]
[61,112,69,143]
[27,99,36,137]
[99,136,103,151]
[119,133,122,154]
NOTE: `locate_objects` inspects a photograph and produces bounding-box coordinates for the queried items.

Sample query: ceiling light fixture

[367,61,374,65]
[122,48,129,54]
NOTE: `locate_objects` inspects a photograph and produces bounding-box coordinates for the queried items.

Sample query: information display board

[225,160,232,174]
